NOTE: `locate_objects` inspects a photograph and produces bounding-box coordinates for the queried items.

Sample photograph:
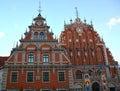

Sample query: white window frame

[10,71,18,83]
[42,71,50,82]
[42,53,49,63]
[34,32,38,40]
[28,53,34,63]
[26,71,34,83]
[58,71,66,82]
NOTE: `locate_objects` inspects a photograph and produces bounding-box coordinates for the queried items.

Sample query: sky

[0,0,120,64]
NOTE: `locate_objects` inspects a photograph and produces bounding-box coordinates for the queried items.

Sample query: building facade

[0,57,8,91]
[1,11,120,91]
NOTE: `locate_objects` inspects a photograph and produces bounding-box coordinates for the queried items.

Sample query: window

[58,72,65,81]
[40,32,45,40]
[34,32,38,40]
[88,70,92,76]
[76,70,82,79]
[25,90,34,91]
[11,72,18,82]
[27,72,34,82]
[43,72,49,82]
[43,54,49,63]
[28,53,34,63]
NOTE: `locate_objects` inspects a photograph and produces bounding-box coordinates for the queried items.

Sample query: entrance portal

[92,82,100,91]
[110,87,115,91]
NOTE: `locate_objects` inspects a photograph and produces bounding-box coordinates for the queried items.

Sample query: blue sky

[0,0,120,63]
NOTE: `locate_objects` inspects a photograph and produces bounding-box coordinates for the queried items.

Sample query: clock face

[76,27,83,36]
[36,20,42,26]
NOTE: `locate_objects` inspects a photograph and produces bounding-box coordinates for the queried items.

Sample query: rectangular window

[11,72,18,82]
[28,53,34,63]
[43,54,49,63]
[27,72,34,82]
[25,90,34,91]
[43,72,49,82]
[58,72,65,81]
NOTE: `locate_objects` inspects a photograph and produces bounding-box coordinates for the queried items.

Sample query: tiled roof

[0,56,9,69]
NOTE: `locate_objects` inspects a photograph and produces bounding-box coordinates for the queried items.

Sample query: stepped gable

[60,17,116,66]
[6,13,70,65]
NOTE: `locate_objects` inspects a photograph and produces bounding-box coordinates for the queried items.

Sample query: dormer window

[40,32,45,40]
[34,32,38,40]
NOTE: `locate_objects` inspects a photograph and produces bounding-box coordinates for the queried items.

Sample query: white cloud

[0,32,5,38]
[108,17,120,29]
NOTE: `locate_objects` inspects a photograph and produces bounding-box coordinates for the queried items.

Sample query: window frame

[42,53,49,63]
[26,71,34,82]
[10,71,18,83]
[42,71,50,82]
[34,32,38,40]
[75,70,83,79]
[28,53,34,63]
[40,32,45,40]
[58,71,65,82]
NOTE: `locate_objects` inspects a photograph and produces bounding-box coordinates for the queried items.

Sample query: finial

[70,19,72,24]
[55,35,56,39]
[21,35,23,40]
[45,16,47,24]
[75,7,79,18]
[38,0,42,15]
[84,17,86,24]
[64,20,66,26]
[26,28,27,33]
[51,29,53,33]
[90,19,93,26]
[16,42,18,48]
[32,16,34,25]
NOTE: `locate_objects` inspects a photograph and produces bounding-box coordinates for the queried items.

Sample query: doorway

[110,87,115,91]
[92,82,100,91]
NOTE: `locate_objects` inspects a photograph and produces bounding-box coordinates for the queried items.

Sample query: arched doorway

[92,82,100,91]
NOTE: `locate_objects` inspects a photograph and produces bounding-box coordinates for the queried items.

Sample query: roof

[0,56,9,69]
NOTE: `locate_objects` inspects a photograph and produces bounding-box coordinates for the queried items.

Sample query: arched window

[76,70,82,79]
[34,32,38,40]
[40,32,45,40]
[88,70,93,76]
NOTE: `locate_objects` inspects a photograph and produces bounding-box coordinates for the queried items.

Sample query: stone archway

[92,82,100,91]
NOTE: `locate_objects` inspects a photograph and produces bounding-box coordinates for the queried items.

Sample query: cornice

[20,39,58,43]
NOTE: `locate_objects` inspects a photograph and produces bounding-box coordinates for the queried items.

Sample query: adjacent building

[1,10,120,91]
[0,57,8,91]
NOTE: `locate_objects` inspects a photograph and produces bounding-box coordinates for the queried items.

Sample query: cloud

[0,32,5,38]
[108,17,120,29]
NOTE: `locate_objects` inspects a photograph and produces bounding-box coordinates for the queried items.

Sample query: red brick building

[1,11,120,91]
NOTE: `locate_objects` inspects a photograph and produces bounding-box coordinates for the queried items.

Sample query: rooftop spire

[38,0,42,15]
[75,7,79,18]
